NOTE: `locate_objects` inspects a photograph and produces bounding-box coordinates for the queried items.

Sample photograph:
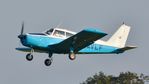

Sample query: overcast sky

[0,0,149,84]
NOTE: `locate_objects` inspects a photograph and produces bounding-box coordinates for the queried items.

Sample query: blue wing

[16,47,48,53]
[49,28,107,53]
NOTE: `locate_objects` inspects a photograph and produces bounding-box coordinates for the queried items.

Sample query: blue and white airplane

[16,23,137,66]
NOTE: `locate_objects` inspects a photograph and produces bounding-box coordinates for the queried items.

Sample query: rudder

[107,24,131,48]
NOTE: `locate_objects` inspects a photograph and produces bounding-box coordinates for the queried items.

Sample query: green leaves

[81,71,145,84]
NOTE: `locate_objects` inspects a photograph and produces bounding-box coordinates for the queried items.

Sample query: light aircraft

[16,23,137,66]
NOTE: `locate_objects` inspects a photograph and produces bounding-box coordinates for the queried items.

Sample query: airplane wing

[49,28,107,53]
[16,47,48,53]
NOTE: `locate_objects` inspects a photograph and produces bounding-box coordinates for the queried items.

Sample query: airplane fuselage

[21,33,123,54]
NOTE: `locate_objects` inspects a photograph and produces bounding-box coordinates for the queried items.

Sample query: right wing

[49,28,107,53]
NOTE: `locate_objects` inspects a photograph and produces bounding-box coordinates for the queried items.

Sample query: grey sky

[0,0,149,84]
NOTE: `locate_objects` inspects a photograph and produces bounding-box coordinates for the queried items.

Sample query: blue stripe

[25,35,63,48]
[22,34,122,54]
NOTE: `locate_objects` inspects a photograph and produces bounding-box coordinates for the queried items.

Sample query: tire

[69,53,76,60]
[44,59,52,66]
[26,53,33,61]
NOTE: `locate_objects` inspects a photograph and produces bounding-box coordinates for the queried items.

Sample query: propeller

[18,22,25,39]
[21,21,24,35]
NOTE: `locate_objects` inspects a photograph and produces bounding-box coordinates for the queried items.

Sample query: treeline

[81,71,149,84]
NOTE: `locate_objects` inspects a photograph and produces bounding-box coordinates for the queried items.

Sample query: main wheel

[26,53,33,61]
[44,59,52,66]
[69,52,76,60]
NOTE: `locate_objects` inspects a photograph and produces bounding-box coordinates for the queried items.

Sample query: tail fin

[107,24,131,48]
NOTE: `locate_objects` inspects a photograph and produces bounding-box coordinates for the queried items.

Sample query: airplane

[16,22,137,66]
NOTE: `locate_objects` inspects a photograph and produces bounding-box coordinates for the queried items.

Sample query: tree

[81,71,145,84]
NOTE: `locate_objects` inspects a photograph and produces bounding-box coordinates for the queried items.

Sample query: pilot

[53,31,60,37]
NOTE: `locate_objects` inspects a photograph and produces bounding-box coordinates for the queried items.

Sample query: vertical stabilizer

[107,24,131,48]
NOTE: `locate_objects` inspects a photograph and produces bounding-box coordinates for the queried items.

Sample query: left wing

[16,47,48,53]
[49,28,107,53]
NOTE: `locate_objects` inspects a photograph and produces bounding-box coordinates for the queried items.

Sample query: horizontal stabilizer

[119,46,137,51]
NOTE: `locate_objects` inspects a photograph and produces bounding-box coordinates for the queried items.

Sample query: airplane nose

[18,34,28,46]
[18,34,26,39]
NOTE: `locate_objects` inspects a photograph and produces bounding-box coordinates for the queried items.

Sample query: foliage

[81,71,146,84]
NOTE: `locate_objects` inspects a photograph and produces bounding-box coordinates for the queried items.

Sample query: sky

[0,0,149,84]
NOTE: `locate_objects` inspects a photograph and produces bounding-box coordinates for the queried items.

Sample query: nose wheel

[26,49,34,61]
[44,58,52,66]
[26,53,33,61]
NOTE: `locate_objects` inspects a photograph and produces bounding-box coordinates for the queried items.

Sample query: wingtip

[84,28,107,36]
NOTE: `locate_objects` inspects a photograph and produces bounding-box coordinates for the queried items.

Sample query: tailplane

[119,46,137,51]
[107,24,131,48]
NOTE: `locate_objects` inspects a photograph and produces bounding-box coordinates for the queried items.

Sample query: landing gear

[26,53,33,61]
[24,48,54,66]
[69,52,76,60]
[44,53,53,66]
[44,58,52,66]
[26,49,34,61]
[69,46,76,60]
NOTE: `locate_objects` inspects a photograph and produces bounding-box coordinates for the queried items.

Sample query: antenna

[123,22,125,24]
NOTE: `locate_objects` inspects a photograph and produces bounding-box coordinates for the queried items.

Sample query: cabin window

[66,32,73,37]
[46,29,53,35]
[53,30,65,37]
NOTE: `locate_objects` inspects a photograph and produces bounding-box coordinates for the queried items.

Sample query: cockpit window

[46,29,53,35]
[53,30,65,37]
[66,32,73,37]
